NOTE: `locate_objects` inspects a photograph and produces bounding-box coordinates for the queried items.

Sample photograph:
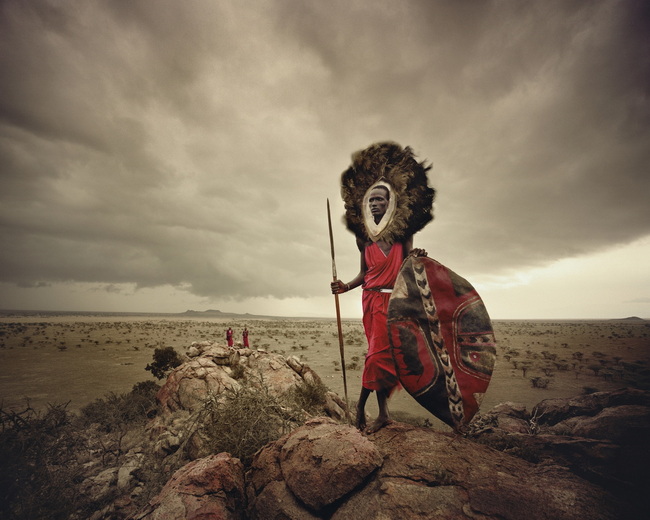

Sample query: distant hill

[0,308,280,320]
[178,309,275,319]
[613,316,646,321]
[0,308,343,321]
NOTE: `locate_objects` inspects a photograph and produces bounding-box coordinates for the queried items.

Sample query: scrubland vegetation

[0,381,160,519]
[0,316,648,415]
[0,314,648,518]
[0,345,331,520]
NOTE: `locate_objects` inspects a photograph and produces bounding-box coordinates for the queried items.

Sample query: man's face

[369,188,389,221]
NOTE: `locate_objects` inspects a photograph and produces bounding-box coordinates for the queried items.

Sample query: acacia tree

[145,347,182,380]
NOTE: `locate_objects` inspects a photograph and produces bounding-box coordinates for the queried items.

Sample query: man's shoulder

[356,236,369,250]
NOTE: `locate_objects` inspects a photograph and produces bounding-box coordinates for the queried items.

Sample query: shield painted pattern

[388,256,496,430]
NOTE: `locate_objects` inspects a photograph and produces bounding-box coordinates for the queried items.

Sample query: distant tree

[145,347,182,380]
[587,364,602,377]
[530,377,550,389]
[541,365,555,377]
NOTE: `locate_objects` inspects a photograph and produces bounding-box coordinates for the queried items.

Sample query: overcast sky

[0,0,648,320]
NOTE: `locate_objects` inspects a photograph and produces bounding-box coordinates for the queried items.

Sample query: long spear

[327,198,352,424]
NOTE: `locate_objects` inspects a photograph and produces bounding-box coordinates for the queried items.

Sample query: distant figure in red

[226,327,233,347]
[242,327,249,348]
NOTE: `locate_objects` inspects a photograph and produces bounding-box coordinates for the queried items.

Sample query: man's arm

[331,236,367,294]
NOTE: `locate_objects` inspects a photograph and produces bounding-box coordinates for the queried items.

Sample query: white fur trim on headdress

[361,181,397,242]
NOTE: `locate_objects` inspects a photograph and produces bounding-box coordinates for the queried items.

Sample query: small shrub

[196,383,295,465]
[345,360,360,370]
[79,381,160,432]
[288,378,329,415]
[541,365,555,377]
[230,363,246,380]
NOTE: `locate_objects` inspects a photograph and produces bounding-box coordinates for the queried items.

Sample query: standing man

[226,327,233,347]
[242,327,250,348]
[331,142,435,434]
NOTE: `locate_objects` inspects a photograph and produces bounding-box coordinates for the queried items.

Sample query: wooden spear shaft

[327,199,352,424]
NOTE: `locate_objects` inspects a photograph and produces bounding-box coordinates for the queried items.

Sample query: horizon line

[0,308,646,322]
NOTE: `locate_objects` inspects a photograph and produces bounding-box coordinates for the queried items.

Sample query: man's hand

[331,280,348,294]
[408,248,428,258]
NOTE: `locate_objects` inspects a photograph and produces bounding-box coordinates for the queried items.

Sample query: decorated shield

[388,256,496,430]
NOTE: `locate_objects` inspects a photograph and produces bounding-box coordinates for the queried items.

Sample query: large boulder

[132,452,245,520]
[279,419,382,510]
[86,341,349,520]
[156,346,241,413]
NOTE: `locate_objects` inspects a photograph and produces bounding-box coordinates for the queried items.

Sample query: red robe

[361,242,403,391]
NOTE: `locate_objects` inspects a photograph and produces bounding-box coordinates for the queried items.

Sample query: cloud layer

[1,0,648,311]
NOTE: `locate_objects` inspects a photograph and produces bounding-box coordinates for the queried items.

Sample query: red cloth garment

[361,242,403,391]
[242,330,249,348]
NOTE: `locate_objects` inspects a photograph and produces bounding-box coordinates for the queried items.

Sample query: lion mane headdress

[341,142,435,244]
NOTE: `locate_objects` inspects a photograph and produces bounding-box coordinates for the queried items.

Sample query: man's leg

[365,388,392,434]
[356,387,372,431]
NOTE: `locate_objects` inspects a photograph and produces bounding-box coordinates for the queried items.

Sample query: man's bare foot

[365,416,392,434]
[356,404,367,431]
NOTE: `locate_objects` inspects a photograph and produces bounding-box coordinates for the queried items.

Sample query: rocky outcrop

[467,387,649,515]
[82,341,350,519]
[84,340,645,520]
[155,341,342,415]
[244,418,621,520]
[538,394,650,485]
[147,341,348,460]
[131,387,648,520]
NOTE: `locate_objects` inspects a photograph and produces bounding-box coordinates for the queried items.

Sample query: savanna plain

[1,312,648,429]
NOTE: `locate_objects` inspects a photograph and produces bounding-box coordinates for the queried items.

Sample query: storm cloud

[0,0,648,315]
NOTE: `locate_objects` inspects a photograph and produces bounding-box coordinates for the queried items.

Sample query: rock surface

[129,372,647,520]
[245,418,623,520]
[468,387,650,510]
